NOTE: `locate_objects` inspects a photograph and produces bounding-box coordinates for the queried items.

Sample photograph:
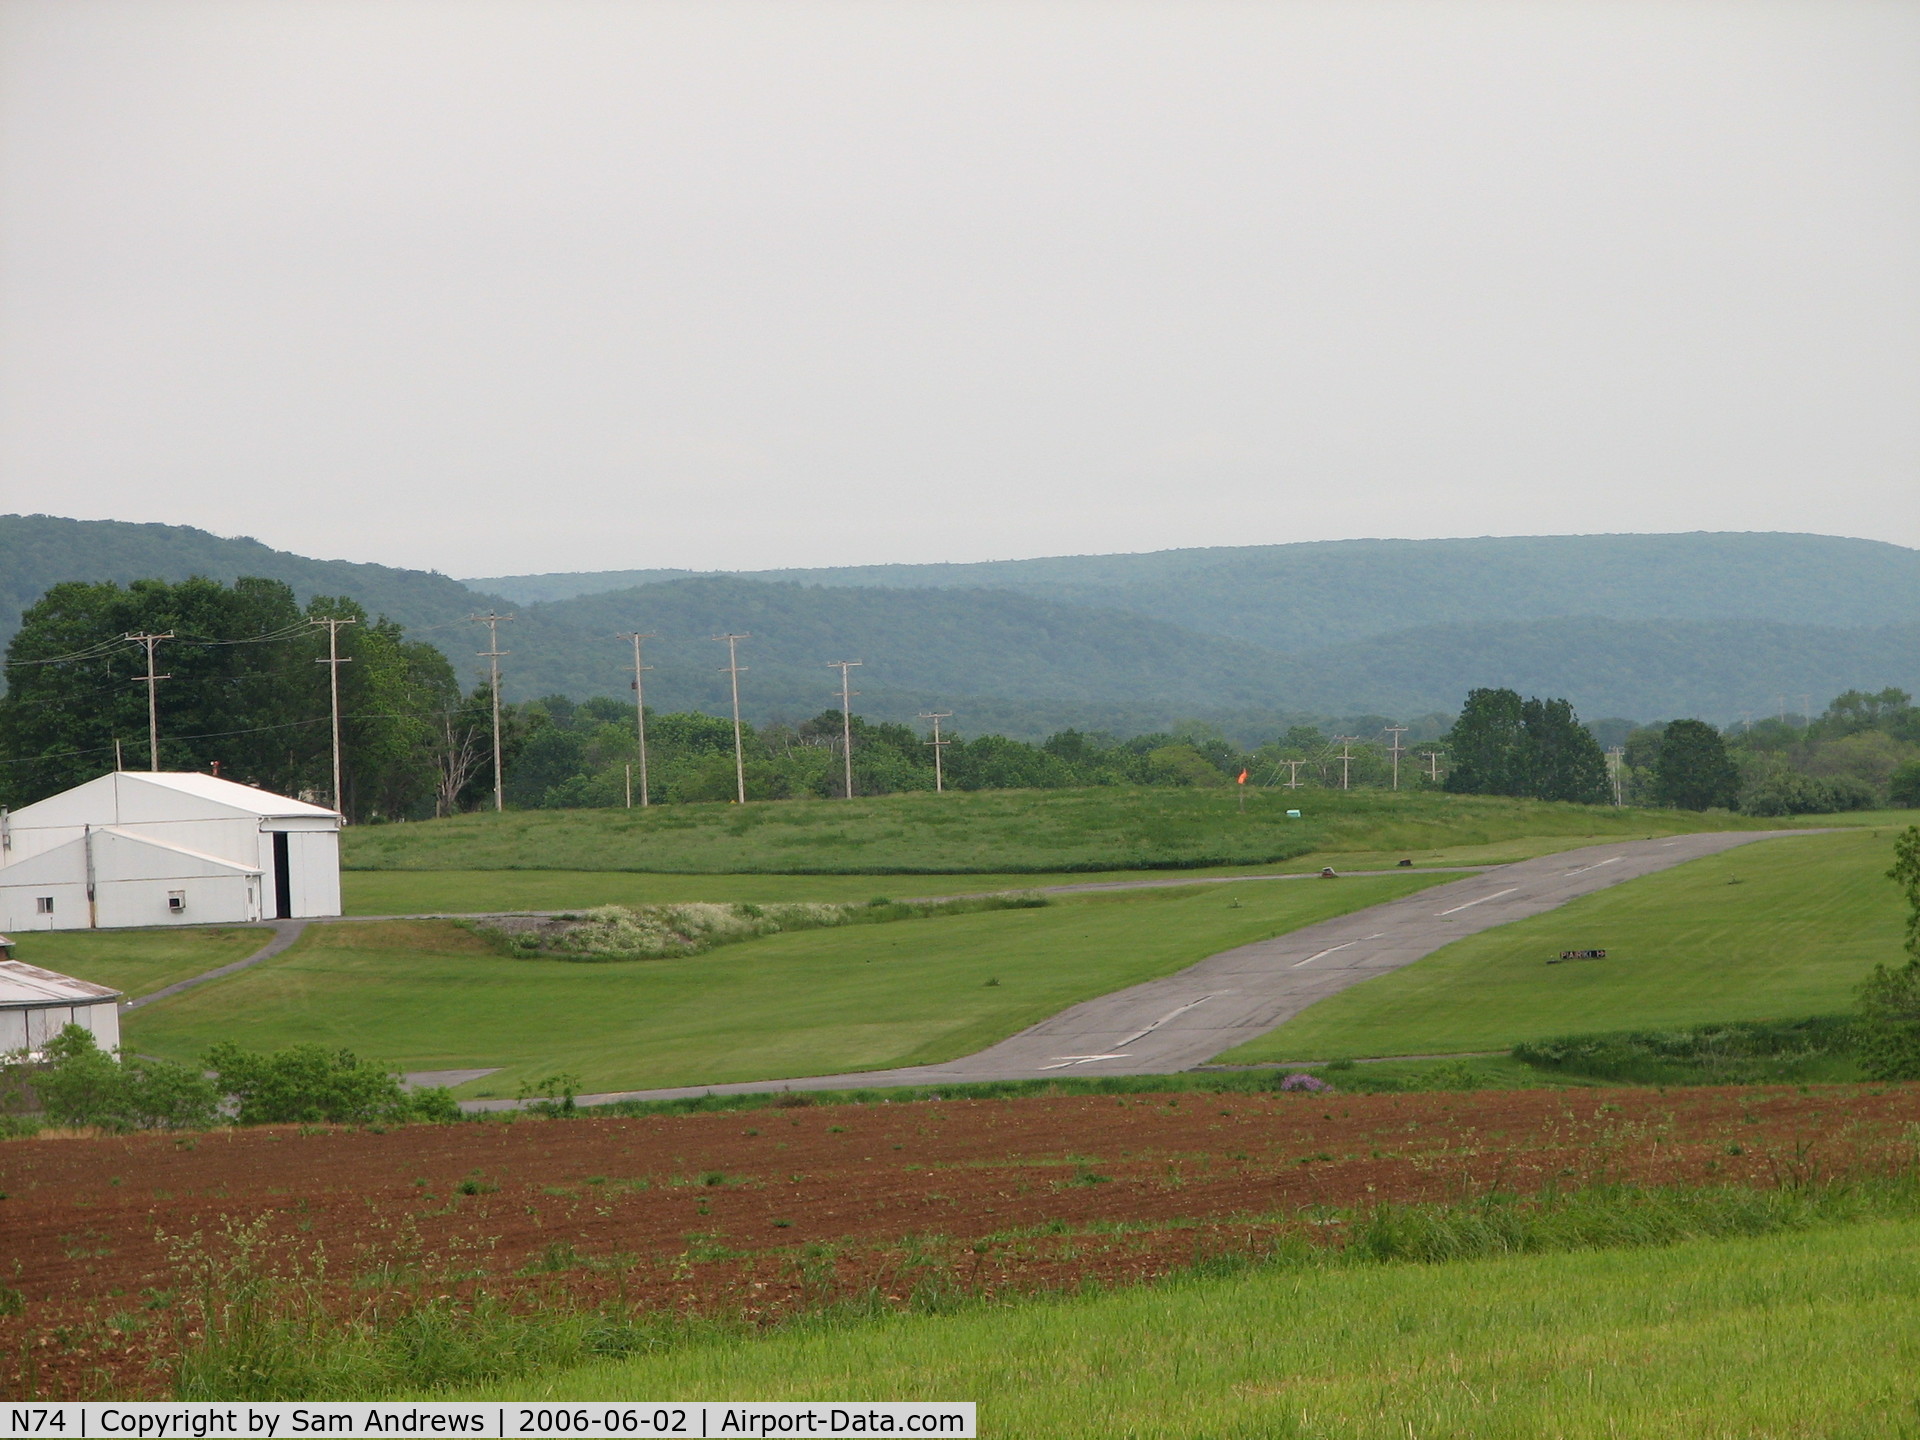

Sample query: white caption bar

[2,1402,976,1439]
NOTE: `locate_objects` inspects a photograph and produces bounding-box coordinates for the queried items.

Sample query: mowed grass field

[470,1218,1920,1437]
[1223,826,1910,1063]
[124,874,1448,1094]
[340,786,1782,878]
[3,925,268,1002]
[340,830,1728,915]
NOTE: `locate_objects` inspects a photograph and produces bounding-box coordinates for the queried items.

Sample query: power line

[714,633,750,804]
[1383,726,1408,792]
[0,653,371,712]
[827,660,862,800]
[471,612,513,812]
[311,616,356,815]
[172,621,316,648]
[2,636,136,669]
[620,633,656,808]
[1332,736,1357,791]
[920,712,953,793]
[8,621,320,672]
[125,632,173,770]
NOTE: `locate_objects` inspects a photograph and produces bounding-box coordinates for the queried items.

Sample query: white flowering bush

[496,892,1047,962]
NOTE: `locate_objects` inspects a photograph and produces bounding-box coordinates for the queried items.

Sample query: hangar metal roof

[0,958,123,1009]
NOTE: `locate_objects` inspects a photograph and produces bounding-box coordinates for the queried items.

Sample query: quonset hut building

[0,771,341,931]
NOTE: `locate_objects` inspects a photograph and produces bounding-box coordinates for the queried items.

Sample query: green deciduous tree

[1442,688,1609,804]
[1443,688,1529,797]
[1856,827,1920,1081]
[1519,696,1611,804]
[26,1025,220,1132]
[0,578,460,820]
[1654,719,1740,811]
[205,1041,456,1125]
[1892,761,1920,810]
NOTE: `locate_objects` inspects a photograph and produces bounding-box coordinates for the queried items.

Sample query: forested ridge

[1,574,1914,820]
[470,531,1920,645]
[3,515,1917,734]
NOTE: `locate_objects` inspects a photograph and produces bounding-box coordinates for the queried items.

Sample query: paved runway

[468,828,1816,1110]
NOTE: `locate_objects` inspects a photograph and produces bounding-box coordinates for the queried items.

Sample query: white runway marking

[1038,1053,1134,1070]
[1437,887,1520,916]
[1294,941,1357,968]
[1292,933,1386,968]
[1562,857,1624,877]
[1113,993,1222,1048]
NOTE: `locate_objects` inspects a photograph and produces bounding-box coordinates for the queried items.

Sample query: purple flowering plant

[1278,1073,1334,1093]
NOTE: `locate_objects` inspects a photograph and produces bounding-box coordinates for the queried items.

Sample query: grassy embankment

[338,786,1791,914]
[464,1216,1920,1435]
[3,926,268,1002]
[125,874,1448,1096]
[1225,825,1908,1065]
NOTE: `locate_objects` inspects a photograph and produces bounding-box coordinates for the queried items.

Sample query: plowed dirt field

[6,1084,1918,1398]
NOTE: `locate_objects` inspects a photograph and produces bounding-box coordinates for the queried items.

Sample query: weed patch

[474,893,1049,962]
[1513,1017,1859,1086]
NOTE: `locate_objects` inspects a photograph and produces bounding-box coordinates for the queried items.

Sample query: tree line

[0,576,1450,818]
[0,577,462,818]
[4,577,1913,819]
[1442,683,1920,813]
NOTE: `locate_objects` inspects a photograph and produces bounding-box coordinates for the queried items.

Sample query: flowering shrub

[1278,1072,1334,1093]
[496,892,1049,962]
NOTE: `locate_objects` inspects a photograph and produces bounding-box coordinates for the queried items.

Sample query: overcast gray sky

[1,0,1915,577]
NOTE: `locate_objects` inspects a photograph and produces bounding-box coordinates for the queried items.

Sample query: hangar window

[35,896,53,914]
[168,891,186,913]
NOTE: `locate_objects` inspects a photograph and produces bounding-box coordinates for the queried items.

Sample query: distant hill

[1306,618,1920,725]
[498,576,1294,724]
[0,513,508,644]
[483,582,1920,733]
[468,532,1920,649]
[6,515,1918,735]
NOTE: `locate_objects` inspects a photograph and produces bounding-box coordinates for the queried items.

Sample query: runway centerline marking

[1038,1053,1134,1071]
[1292,933,1386,968]
[1562,857,1624,877]
[1113,993,1222,1048]
[1437,887,1520,916]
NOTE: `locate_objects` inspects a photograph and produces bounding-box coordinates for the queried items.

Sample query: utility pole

[714,634,750,804]
[310,616,357,816]
[125,632,173,770]
[1800,693,1812,727]
[1333,737,1357,791]
[920,712,953,792]
[1607,746,1625,807]
[471,612,513,812]
[621,633,655,807]
[1418,750,1442,784]
[1383,726,1408,791]
[827,661,862,800]
[1282,758,1306,789]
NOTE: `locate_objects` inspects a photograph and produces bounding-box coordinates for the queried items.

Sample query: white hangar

[0,958,122,1056]
[0,771,341,931]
